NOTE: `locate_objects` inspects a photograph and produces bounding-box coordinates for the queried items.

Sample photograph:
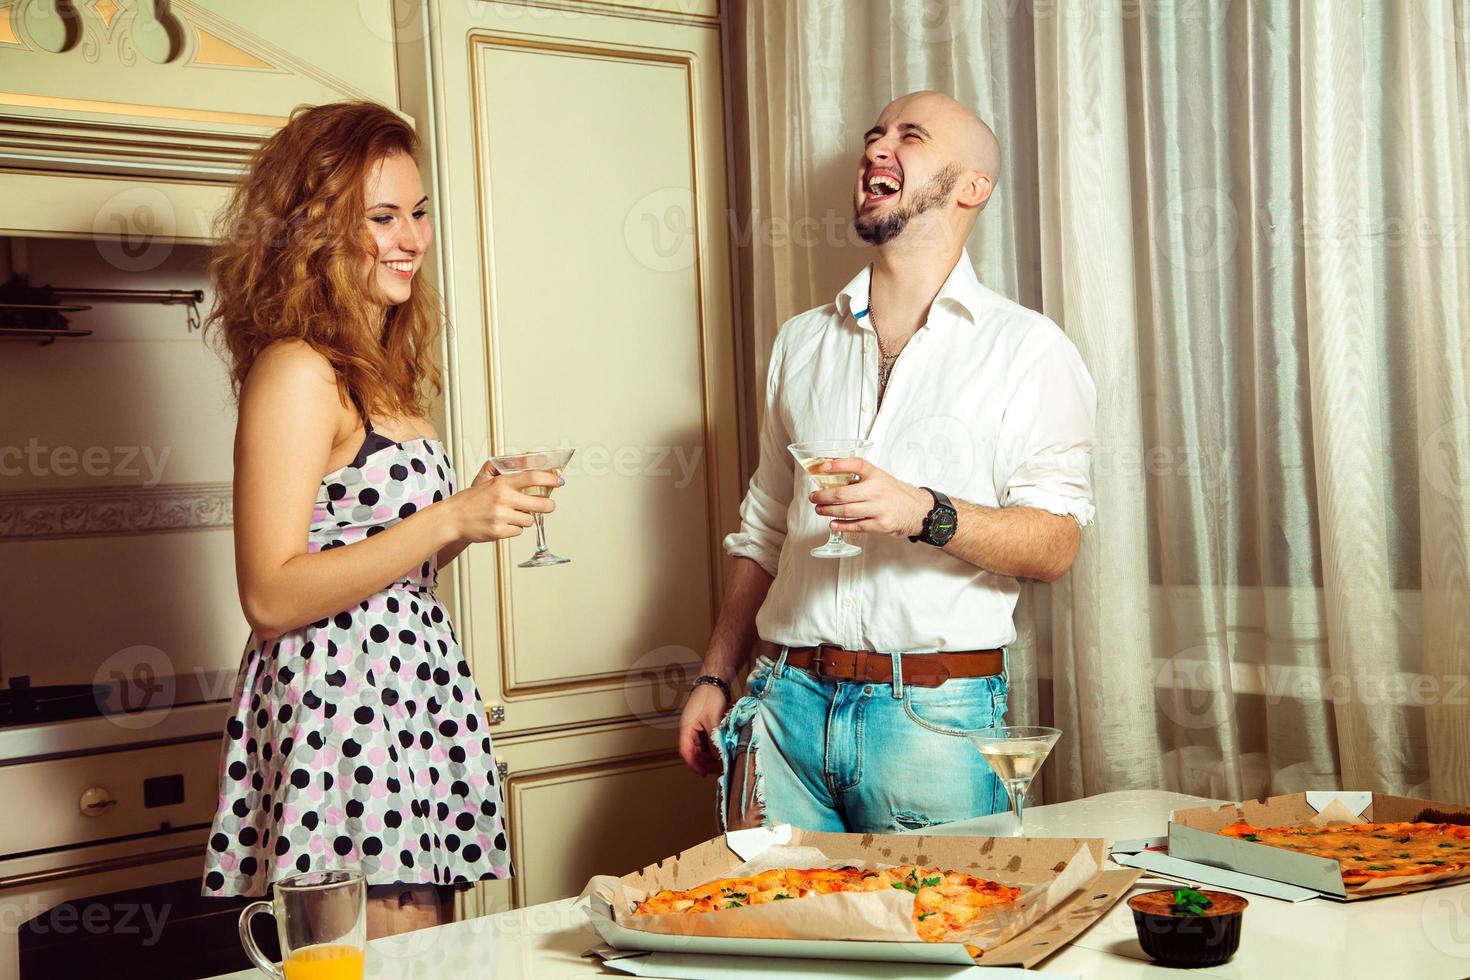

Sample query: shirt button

[843,596,854,607]
[863,337,871,353]
[861,402,871,414]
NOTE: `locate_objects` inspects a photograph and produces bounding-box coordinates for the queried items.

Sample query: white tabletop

[206,789,1470,979]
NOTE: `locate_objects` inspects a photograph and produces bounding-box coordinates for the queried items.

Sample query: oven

[0,670,273,979]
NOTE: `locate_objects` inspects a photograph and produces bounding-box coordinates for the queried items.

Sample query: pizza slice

[1219,820,1470,884]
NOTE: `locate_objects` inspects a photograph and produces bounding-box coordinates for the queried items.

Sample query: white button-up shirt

[725,251,1097,652]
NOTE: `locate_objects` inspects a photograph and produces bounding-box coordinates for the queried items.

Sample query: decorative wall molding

[0,481,232,541]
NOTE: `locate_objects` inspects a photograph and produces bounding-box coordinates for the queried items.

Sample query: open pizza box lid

[577,825,1140,971]
[1165,791,1470,901]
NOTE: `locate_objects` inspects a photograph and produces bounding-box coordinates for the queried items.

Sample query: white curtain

[736,0,1470,805]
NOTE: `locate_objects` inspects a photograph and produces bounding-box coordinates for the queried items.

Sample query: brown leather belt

[783,645,1003,688]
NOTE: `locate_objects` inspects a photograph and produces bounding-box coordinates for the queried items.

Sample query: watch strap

[691,674,732,704]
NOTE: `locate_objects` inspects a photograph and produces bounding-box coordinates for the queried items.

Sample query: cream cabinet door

[480,719,716,911]
[423,1,740,737]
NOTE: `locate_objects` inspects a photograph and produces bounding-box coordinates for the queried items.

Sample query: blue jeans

[714,649,1009,834]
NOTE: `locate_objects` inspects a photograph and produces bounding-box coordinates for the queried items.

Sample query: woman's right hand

[447,470,560,543]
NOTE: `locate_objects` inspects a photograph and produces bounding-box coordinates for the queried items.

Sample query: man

[677,91,1097,834]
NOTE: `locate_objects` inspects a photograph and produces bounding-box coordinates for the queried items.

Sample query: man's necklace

[870,304,900,405]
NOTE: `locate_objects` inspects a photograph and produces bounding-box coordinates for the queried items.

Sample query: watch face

[931,508,958,544]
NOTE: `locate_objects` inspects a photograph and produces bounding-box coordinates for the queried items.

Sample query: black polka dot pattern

[201,439,511,897]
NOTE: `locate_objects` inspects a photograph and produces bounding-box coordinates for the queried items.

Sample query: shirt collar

[836,249,986,328]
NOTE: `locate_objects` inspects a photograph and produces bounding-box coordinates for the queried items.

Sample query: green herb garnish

[892,881,920,894]
[1241,834,1261,842]
[774,893,792,900]
[918,912,937,920]
[1366,866,1391,871]
[920,876,942,888]
[723,901,743,909]
[1170,888,1213,916]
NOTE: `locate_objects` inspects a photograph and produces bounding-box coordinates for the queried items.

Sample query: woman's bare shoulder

[243,339,339,403]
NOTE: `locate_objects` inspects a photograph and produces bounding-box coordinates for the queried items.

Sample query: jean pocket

[744,656,778,702]
[901,677,1004,737]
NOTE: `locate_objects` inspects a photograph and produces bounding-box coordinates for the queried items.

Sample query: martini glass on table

[488,448,576,567]
[788,439,874,558]
[970,726,1061,837]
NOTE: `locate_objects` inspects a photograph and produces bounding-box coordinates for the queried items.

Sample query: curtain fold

[735,0,1470,804]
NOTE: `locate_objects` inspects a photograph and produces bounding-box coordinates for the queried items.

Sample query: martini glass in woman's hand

[788,439,874,558]
[488,448,576,567]
[969,726,1061,836]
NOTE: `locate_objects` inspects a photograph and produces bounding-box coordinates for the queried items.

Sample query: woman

[201,102,556,936]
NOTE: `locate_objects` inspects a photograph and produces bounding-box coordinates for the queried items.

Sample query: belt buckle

[812,643,840,678]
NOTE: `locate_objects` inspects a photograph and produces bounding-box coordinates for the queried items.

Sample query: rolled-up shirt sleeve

[723,330,794,575]
[994,331,1097,526]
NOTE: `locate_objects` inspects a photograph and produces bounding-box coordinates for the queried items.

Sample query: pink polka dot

[368,747,387,766]
[319,748,338,767]
[334,715,354,733]
[365,467,387,483]
[309,784,324,802]
[277,855,294,869]
[219,853,239,871]
[343,680,360,697]
[366,815,382,832]
[325,807,344,825]
[310,837,326,854]
[371,782,388,799]
[373,505,393,521]
[283,805,299,822]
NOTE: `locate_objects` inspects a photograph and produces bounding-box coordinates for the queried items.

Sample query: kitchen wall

[0,236,247,689]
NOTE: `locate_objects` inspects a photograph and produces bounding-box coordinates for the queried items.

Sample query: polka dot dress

[202,434,510,897]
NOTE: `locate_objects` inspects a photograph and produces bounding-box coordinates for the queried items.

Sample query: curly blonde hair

[206,101,441,419]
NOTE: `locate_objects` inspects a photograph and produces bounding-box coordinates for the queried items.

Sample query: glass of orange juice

[238,869,366,980]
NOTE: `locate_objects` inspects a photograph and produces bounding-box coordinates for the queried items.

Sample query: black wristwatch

[910,487,958,547]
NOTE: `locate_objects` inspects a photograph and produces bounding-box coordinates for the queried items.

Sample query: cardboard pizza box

[578,826,1140,970]
[1169,790,1470,901]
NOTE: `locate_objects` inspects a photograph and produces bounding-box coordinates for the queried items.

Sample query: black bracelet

[691,674,732,704]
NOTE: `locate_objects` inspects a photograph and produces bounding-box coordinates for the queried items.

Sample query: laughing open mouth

[865,169,902,205]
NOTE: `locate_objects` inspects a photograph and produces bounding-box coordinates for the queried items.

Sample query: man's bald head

[882,90,1001,186]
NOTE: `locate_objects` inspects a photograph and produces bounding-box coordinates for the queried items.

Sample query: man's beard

[854,164,960,245]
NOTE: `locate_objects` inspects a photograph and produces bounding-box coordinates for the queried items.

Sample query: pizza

[1219,821,1470,884]
[632,865,1020,943]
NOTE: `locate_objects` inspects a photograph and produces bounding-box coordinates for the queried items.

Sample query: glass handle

[238,900,285,980]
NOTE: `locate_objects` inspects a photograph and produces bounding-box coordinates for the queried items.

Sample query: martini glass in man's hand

[969,726,1061,836]
[788,439,874,558]
[488,448,576,567]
